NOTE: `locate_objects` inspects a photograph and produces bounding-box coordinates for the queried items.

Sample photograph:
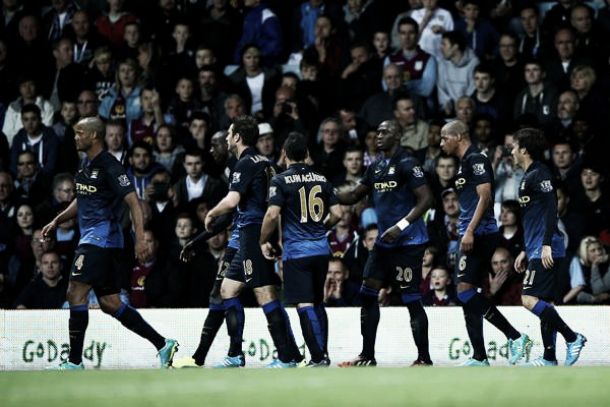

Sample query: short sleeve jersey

[518,161,565,259]
[269,163,337,260]
[360,148,429,248]
[229,147,274,228]
[454,145,498,236]
[75,151,134,248]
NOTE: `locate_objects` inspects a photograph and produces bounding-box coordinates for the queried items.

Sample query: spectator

[153,125,185,175]
[311,117,346,178]
[571,163,610,239]
[218,94,246,130]
[566,236,610,304]
[386,16,437,101]
[126,140,164,200]
[45,37,86,112]
[323,257,360,307]
[430,154,457,210]
[418,119,442,174]
[427,186,460,271]
[454,96,475,128]
[167,77,201,133]
[229,43,279,119]
[471,113,495,157]
[196,0,242,66]
[569,3,604,63]
[492,33,524,108]
[485,247,522,306]
[85,46,115,102]
[492,133,524,205]
[338,42,382,110]
[472,63,507,128]
[404,0,453,60]
[145,169,176,252]
[589,246,610,304]
[420,245,440,296]
[196,65,229,132]
[328,204,357,257]
[52,100,78,142]
[173,149,225,211]
[422,266,457,306]
[394,93,428,151]
[342,223,378,284]
[117,20,141,62]
[545,89,580,143]
[233,0,283,66]
[513,59,558,126]
[557,183,584,254]
[497,199,524,259]
[105,119,128,165]
[3,76,54,146]
[371,30,391,61]
[95,0,138,48]
[570,64,607,129]
[256,122,276,161]
[518,4,543,58]
[437,31,479,117]
[34,172,74,227]
[551,139,580,194]
[12,150,51,204]
[454,0,499,60]
[99,58,143,128]
[12,15,54,87]
[545,27,589,93]
[184,112,212,155]
[331,147,363,187]
[43,0,79,43]
[303,13,347,78]
[10,104,59,176]
[67,10,104,66]
[362,128,378,168]
[14,251,67,309]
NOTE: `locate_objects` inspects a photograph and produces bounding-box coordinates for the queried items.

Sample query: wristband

[396,218,410,231]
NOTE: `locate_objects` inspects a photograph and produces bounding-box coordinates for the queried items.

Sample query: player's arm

[461,182,493,252]
[539,180,559,269]
[205,191,240,232]
[260,205,281,245]
[41,198,78,240]
[324,204,343,229]
[381,183,433,243]
[124,191,150,262]
[335,183,370,205]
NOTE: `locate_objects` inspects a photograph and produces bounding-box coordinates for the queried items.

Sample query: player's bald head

[75,116,106,140]
[441,120,469,139]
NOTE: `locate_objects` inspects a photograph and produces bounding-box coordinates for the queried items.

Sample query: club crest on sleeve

[90,169,99,179]
[118,174,131,187]
[540,180,553,192]
[412,166,424,178]
[232,172,241,184]
[472,163,485,175]
[388,166,396,175]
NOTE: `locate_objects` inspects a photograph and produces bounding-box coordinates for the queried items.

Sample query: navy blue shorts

[224,224,277,288]
[70,244,122,297]
[456,233,499,286]
[363,244,426,294]
[283,255,329,304]
[522,258,561,300]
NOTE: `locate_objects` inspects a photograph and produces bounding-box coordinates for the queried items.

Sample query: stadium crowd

[0,0,609,310]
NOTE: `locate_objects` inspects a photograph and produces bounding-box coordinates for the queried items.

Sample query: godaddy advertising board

[1,307,608,370]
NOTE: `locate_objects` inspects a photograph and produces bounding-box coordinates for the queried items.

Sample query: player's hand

[514,251,527,273]
[380,225,401,243]
[204,213,215,232]
[41,220,58,241]
[541,245,554,269]
[460,229,474,253]
[180,240,196,263]
[260,242,276,260]
[135,237,151,263]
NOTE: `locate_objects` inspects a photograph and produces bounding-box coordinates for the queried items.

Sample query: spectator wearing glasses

[35,172,75,227]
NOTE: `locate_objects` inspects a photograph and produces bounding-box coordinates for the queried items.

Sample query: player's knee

[220,279,242,299]
[363,278,383,291]
[457,282,474,293]
[98,296,121,315]
[254,286,276,305]
[521,295,538,311]
[66,283,89,305]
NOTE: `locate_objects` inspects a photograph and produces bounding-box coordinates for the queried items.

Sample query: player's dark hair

[283,132,308,162]
[514,127,546,161]
[232,115,259,147]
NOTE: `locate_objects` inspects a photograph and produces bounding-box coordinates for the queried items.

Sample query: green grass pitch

[2,367,610,406]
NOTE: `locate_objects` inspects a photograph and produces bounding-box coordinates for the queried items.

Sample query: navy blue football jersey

[229,147,275,228]
[269,163,337,260]
[360,148,429,248]
[75,151,134,248]
[454,145,498,236]
[518,161,565,259]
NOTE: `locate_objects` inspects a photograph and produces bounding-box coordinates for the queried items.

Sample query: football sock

[458,289,487,361]
[114,303,165,350]
[402,294,431,362]
[224,298,245,357]
[315,303,329,355]
[68,304,89,365]
[360,286,380,359]
[532,300,577,343]
[262,300,291,363]
[540,319,557,361]
[283,307,304,362]
[298,306,325,363]
[192,303,225,365]
[463,289,520,340]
